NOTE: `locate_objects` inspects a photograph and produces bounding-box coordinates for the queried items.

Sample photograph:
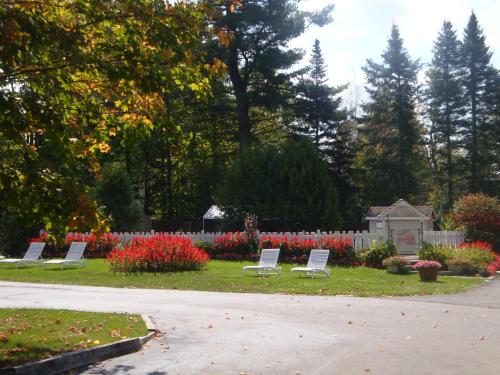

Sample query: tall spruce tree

[360,25,422,205]
[461,12,498,193]
[426,21,464,209]
[217,1,333,149]
[294,39,346,149]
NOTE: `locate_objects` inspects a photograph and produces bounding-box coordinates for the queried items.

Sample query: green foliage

[461,12,499,193]
[0,212,37,257]
[361,241,398,268]
[360,25,423,205]
[418,243,453,265]
[216,0,334,147]
[449,246,495,275]
[382,256,409,274]
[0,0,219,239]
[425,21,464,209]
[216,136,340,230]
[95,163,141,231]
[293,39,347,149]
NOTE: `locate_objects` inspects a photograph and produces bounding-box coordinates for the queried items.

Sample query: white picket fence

[423,230,465,247]
[71,230,381,251]
[69,229,465,252]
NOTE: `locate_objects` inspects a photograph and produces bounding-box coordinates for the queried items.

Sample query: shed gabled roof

[366,199,434,219]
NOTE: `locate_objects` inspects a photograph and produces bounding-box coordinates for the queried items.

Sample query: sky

[291,0,500,104]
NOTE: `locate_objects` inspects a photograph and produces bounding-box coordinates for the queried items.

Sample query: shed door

[391,221,421,255]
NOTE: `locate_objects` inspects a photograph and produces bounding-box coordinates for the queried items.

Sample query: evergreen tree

[216,136,340,231]
[461,12,498,193]
[294,39,347,149]
[426,21,464,209]
[217,1,334,149]
[360,25,423,205]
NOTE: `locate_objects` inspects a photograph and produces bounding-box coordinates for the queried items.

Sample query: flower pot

[387,265,399,273]
[448,264,465,275]
[418,268,439,282]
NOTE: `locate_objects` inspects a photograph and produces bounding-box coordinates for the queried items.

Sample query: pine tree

[426,21,464,209]
[360,25,423,205]
[294,39,346,149]
[217,1,334,149]
[461,12,498,192]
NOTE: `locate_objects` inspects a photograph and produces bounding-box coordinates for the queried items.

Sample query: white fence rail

[69,230,465,252]
[423,230,465,247]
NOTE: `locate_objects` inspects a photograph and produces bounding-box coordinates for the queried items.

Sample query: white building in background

[365,199,435,255]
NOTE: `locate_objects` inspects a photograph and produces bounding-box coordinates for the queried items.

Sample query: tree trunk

[471,89,478,192]
[227,33,251,149]
[445,105,453,209]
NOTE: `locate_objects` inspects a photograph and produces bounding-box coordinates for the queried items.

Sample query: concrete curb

[0,315,158,375]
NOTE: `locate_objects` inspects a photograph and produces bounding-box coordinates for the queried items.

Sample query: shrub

[418,243,452,266]
[382,256,408,267]
[414,260,442,269]
[361,241,397,268]
[107,234,209,273]
[447,259,471,266]
[487,255,500,275]
[448,193,500,251]
[210,232,257,261]
[382,256,409,274]
[452,241,495,275]
[95,163,142,232]
[31,232,120,258]
[260,235,358,266]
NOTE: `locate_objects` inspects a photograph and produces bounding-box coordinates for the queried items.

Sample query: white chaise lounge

[242,248,281,276]
[291,249,331,277]
[0,242,46,268]
[43,242,87,270]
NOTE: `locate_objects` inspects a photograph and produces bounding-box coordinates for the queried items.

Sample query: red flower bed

[31,232,120,258]
[107,234,209,273]
[458,241,493,252]
[260,235,357,266]
[201,232,257,261]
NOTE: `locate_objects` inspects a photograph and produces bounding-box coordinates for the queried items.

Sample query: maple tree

[0,0,222,241]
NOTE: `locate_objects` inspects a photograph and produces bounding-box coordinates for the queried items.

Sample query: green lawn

[0,308,147,368]
[0,260,483,297]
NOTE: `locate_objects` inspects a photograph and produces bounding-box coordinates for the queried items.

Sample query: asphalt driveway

[0,279,498,375]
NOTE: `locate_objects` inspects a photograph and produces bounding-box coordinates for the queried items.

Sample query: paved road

[1,280,499,375]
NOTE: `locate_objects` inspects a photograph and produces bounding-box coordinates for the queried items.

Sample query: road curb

[0,315,158,375]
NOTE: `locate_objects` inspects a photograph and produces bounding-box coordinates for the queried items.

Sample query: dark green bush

[418,243,453,266]
[361,241,397,268]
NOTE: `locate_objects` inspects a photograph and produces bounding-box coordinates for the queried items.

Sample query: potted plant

[414,260,442,282]
[382,256,409,274]
[447,259,470,275]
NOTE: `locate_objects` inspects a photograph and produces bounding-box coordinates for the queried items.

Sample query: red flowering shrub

[458,241,493,252]
[107,234,209,273]
[487,255,500,275]
[205,232,257,261]
[31,233,120,258]
[453,241,495,275]
[449,193,500,251]
[260,235,357,266]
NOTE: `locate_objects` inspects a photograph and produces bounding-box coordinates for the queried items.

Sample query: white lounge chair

[0,242,46,268]
[43,242,87,270]
[291,249,331,277]
[242,248,281,276]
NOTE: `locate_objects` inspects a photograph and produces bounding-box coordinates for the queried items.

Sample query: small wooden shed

[365,199,435,255]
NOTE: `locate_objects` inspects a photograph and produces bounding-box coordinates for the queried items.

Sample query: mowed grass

[0,259,483,297]
[0,308,147,367]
